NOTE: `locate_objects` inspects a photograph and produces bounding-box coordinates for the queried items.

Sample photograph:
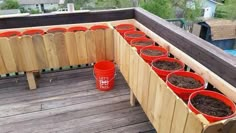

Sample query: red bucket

[124,31,146,44]
[47,27,67,33]
[116,24,136,36]
[167,71,205,101]
[130,38,155,54]
[22,29,45,35]
[90,25,109,30]
[0,31,21,37]
[94,61,115,91]
[68,26,88,32]
[188,90,236,122]
[151,57,184,81]
[141,46,168,64]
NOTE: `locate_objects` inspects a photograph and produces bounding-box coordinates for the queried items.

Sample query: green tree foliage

[141,0,202,21]
[141,0,174,19]
[216,0,236,19]
[0,0,20,9]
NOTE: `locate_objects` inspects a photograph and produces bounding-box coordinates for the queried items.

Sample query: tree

[215,0,236,19]
[141,0,174,19]
[0,0,20,9]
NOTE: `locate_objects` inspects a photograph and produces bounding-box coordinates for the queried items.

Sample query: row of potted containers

[115,24,236,123]
[0,25,110,37]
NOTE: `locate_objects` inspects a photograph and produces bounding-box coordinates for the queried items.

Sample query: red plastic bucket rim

[68,26,88,32]
[47,27,67,33]
[0,31,21,37]
[166,71,205,91]
[188,90,236,120]
[22,29,45,35]
[130,38,155,47]
[151,57,185,73]
[140,46,168,56]
[116,24,135,31]
[94,61,115,72]
[90,25,109,30]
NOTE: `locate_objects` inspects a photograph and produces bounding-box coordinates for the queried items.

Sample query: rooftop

[18,0,64,5]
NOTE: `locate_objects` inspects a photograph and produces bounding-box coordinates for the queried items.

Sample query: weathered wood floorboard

[0,68,155,133]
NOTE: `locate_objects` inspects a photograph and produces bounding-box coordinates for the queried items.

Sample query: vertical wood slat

[43,33,60,68]
[9,36,24,72]
[0,53,7,74]
[54,32,69,67]
[86,30,96,63]
[123,43,130,82]
[95,30,106,62]
[0,37,17,73]
[32,34,49,69]
[184,112,204,133]
[20,35,38,71]
[65,32,79,65]
[170,99,189,133]
[75,31,88,64]
[147,69,159,123]
[131,50,140,97]
[114,30,118,64]
[105,29,114,61]
[119,36,126,77]
[128,47,137,89]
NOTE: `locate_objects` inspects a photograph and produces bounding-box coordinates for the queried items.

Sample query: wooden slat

[170,99,188,133]
[32,34,49,69]
[128,47,136,89]
[119,36,126,76]
[85,30,96,63]
[95,30,106,62]
[20,35,38,71]
[158,85,176,133]
[146,70,159,123]
[75,31,88,64]
[64,32,79,65]
[0,37,17,73]
[184,112,204,133]
[123,43,130,82]
[0,53,7,74]
[54,32,69,67]
[43,33,59,68]
[9,36,24,72]
[131,50,140,97]
[105,29,114,61]
[26,72,37,90]
[114,30,118,63]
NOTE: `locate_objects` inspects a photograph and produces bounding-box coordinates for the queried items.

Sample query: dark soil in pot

[142,49,163,56]
[168,75,202,89]
[133,41,153,46]
[126,33,143,38]
[116,25,133,30]
[153,61,182,70]
[191,94,233,117]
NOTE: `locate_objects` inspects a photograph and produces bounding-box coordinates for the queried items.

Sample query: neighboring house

[18,0,65,12]
[0,9,20,15]
[201,0,223,18]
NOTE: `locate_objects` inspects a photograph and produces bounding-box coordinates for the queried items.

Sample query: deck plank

[0,67,155,133]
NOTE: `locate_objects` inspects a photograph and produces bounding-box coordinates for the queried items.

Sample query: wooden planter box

[0,8,235,133]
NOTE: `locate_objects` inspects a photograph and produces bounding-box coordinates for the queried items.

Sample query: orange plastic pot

[151,57,184,81]
[124,31,146,44]
[116,24,136,36]
[47,27,67,33]
[188,90,236,122]
[167,71,205,101]
[0,31,21,37]
[90,25,109,30]
[22,29,45,35]
[140,46,168,64]
[68,26,88,32]
[130,38,155,54]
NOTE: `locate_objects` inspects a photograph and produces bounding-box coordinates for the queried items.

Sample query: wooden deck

[0,67,155,133]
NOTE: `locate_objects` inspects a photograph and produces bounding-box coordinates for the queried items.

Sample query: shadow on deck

[0,67,155,133]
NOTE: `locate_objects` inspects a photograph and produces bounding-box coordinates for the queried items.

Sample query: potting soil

[133,40,153,46]
[168,75,202,89]
[153,61,182,70]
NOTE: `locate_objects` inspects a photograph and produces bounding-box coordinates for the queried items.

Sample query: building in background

[18,0,65,13]
[201,0,223,18]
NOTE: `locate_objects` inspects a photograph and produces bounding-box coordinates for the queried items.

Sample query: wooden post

[130,90,136,106]
[26,72,37,90]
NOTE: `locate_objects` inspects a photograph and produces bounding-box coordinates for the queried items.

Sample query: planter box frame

[0,8,235,133]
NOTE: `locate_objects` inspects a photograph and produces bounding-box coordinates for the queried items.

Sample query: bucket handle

[93,70,117,82]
